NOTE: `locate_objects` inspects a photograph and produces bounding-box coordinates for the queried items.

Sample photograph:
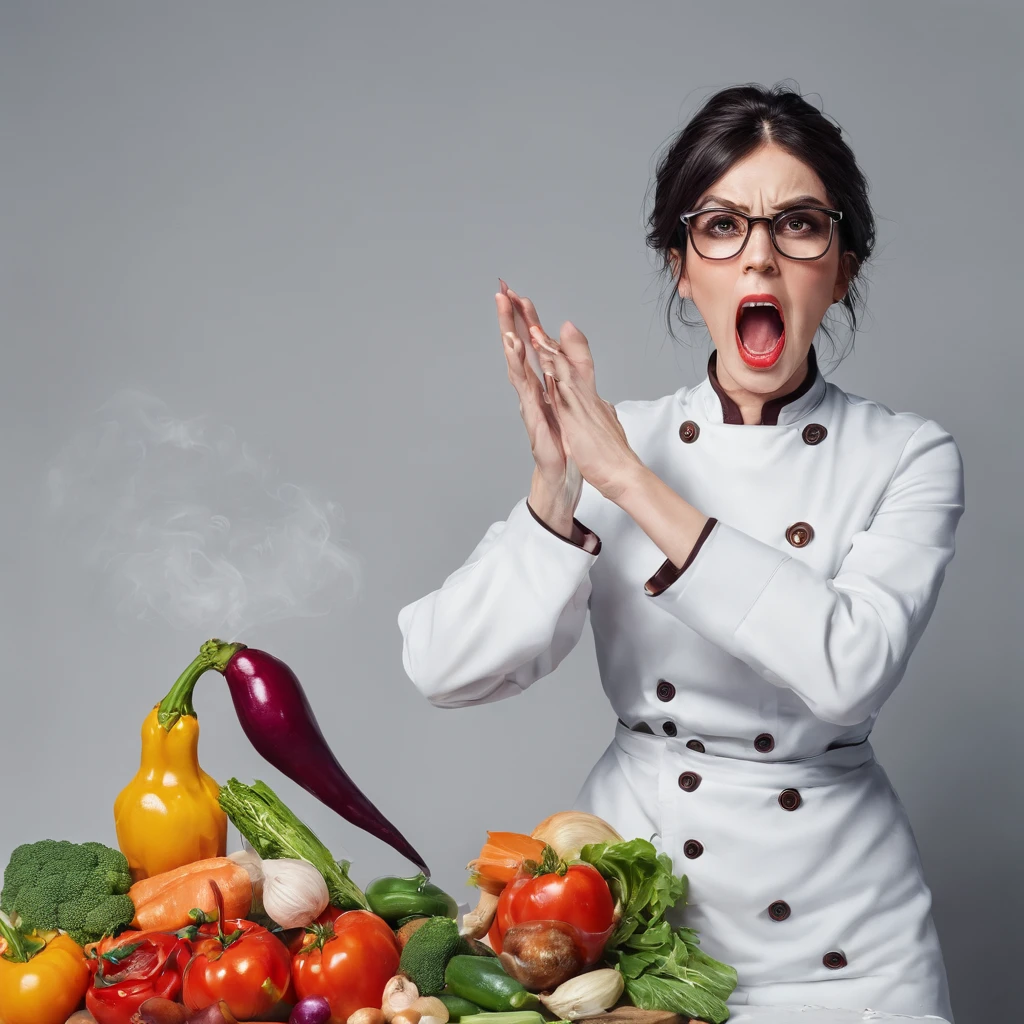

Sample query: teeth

[741,301,778,308]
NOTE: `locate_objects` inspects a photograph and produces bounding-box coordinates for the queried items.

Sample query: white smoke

[46,390,362,634]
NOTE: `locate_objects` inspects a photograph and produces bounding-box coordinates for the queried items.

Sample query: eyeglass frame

[678,206,843,261]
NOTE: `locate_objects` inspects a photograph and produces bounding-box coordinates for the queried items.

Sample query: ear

[669,247,692,300]
[833,251,859,304]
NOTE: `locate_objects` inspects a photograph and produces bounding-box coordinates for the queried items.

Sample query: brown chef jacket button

[823,951,848,969]
[656,679,676,702]
[679,420,700,443]
[778,788,802,811]
[678,771,702,792]
[802,423,828,445]
[686,739,705,753]
[663,721,677,736]
[755,733,775,753]
[786,522,814,547]
[768,900,791,921]
[683,840,704,859]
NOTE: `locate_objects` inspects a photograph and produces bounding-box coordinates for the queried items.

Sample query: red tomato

[492,862,615,964]
[182,918,292,1019]
[85,932,192,1024]
[284,904,347,956]
[292,910,400,1024]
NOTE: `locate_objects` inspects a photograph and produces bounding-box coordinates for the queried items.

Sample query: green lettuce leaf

[579,838,737,1023]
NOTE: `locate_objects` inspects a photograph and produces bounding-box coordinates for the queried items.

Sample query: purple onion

[289,996,333,1024]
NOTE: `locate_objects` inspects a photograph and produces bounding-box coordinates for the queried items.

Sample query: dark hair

[646,81,876,367]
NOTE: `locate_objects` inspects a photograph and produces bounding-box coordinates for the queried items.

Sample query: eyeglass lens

[688,208,833,259]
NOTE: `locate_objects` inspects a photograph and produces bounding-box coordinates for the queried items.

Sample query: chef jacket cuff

[643,519,791,638]
[644,516,718,596]
[526,498,602,555]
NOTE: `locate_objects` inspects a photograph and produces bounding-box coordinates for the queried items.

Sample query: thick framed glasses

[679,206,843,260]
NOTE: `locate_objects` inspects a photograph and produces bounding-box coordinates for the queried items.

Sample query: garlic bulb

[260,857,330,929]
[539,967,625,1019]
[531,811,623,861]
[228,848,266,901]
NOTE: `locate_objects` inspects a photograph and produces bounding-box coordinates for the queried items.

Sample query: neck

[708,346,818,426]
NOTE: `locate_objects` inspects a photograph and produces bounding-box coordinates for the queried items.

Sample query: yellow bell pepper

[0,914,90,1024]
[114,645,235,881]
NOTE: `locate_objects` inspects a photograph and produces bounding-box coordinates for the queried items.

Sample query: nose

[743,219,778,272]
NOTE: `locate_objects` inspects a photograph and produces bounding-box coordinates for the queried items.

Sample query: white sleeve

[646,419,965,726]
[397,496,602,709]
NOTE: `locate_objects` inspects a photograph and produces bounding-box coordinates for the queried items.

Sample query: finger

[528,318,595,392]
[557,320,596,388]
[505,330,554,418]
[507,327,553,404]
[507,288,559,348]
[531,326,576,386]
[495,291,518,341]
[545,371,578,420]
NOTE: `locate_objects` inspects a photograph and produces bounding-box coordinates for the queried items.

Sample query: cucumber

[458,1015,548,1024]
[437,994,484,1021]
[443,955,540,1013]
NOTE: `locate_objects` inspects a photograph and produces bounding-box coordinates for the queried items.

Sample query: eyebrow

[696,193,828,212]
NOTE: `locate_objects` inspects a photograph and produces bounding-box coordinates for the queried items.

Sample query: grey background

[1,2,1019,1018]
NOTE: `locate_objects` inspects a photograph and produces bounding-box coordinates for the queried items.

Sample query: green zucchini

[436,993,485,1021]
[364,873,458,923]
[443,955,540,1012]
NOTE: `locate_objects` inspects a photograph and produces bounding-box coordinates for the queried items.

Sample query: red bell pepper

[85,931,192,1024]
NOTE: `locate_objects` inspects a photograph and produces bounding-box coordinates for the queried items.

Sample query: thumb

[559,320,595,385]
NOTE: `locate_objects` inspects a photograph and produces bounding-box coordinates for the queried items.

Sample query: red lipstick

[736,293,786,368]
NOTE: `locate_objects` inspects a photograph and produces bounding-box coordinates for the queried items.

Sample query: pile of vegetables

[462,813,737,1023]
[0,638,737,1024]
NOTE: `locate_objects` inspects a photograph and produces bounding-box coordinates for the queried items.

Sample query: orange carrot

[466,831,547,895]
[128,855,235,906]
[129,857,253,931]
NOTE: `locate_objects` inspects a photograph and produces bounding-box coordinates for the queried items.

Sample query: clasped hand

[496,280,644,504]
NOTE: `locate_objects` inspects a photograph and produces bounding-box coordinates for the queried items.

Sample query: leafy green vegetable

[218,778,368,910]
[579,837,737,1023]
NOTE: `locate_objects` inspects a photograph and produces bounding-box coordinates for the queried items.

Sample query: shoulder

[825,383,964,501]
[828,381,959,445]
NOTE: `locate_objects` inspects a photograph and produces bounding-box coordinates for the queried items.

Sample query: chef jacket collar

[703,344,826,426]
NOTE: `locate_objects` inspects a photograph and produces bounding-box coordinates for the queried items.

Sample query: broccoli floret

[399,916,462,996]
[1,839,135,946]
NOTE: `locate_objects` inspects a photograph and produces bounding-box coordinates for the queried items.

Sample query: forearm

[615,464,712,569]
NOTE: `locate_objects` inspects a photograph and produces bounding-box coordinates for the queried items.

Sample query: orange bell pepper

[466,831,547,894]
[0,913,90,1024]
[114,646,234,881]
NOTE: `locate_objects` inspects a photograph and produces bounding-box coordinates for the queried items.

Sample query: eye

[694,211,742,236]
[776,208,830,237]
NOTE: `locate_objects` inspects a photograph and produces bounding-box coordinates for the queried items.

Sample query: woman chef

[397,83,963,1021]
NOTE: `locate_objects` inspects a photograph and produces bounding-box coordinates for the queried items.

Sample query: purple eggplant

[162,638,429,877]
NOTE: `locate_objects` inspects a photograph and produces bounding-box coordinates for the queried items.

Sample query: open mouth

[736,297,786,366]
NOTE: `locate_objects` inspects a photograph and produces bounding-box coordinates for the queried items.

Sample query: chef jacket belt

[614,719,876,781]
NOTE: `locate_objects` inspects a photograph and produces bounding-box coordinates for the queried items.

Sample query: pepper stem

[157,638,247,730]
[0,912,44,963]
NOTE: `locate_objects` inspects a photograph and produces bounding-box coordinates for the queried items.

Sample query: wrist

[611,460,653,510]
[529,470,577,536]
